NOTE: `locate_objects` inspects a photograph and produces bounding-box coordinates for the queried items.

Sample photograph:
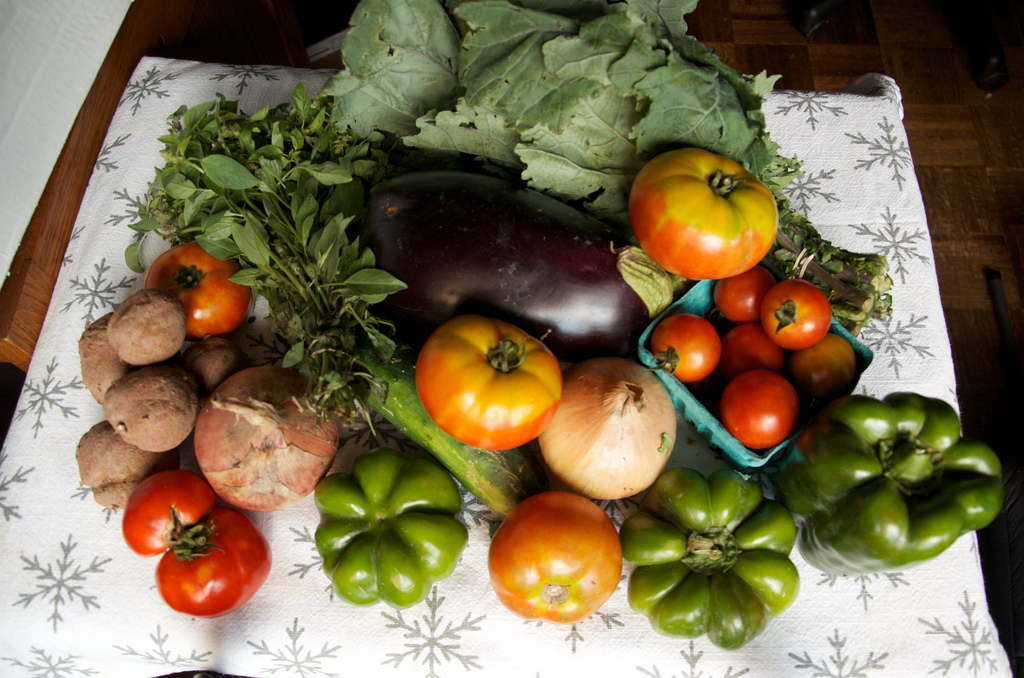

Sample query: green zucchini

[355,341,548,516]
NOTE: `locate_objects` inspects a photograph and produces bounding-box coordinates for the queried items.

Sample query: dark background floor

[1,0,1021,673]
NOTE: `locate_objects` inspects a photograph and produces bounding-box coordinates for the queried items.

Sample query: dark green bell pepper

[314,447,469,608]
[777,392,1004,574]
[620,467,800,650]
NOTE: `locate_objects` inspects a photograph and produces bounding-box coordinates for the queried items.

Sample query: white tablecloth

[0,56,1010,678]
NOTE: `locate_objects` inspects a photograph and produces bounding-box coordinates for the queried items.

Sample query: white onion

[538,357,677,500]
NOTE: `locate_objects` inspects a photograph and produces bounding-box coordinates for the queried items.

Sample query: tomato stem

[173,264,204,290]
[486,339,526,373]
[166,506,221,562]
[706,169,737,197]
[773,299,799,334]
[541,583,571,606]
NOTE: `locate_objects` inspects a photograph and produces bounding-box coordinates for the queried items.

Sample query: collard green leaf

[517,88,644,228]
[624,0,698,48]
[321,0,460,137]
[457,1,585,132]
[200,154,260,190]
[406,100,522,166]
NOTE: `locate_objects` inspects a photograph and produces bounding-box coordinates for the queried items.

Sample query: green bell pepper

[777,392,1004,574]
[314,447,469,608]
[620,467,800,650]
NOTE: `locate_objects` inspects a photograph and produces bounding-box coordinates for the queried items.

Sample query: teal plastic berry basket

[637,278,874,471]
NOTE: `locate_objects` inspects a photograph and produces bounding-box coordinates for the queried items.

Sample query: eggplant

[362,171,663,361]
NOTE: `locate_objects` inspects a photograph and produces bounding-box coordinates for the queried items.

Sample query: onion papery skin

[538,357,677,500]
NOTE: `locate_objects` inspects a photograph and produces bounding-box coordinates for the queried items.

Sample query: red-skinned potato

[193,366,340,512]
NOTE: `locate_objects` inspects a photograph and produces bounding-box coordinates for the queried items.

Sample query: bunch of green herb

[319,0,892,333]
[127,86,407,420]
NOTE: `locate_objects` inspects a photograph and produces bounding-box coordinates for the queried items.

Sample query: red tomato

[718,323,785,381]
[628,148,778,280]
[415,315,562,450]
[122,470,271,617]
[650,313,722,383]
[123,470,216,556]
[760,279,832,350]
[145,242,251,340]
[488,491,622,625]
[789,333,857,399]
[713,266,776,323]
[719,370,800,450]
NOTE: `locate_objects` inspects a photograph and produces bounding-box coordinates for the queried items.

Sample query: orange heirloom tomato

[488,491,623,624]
[144,242,251,340]
[628,148,778,280]
[415,314,562,450]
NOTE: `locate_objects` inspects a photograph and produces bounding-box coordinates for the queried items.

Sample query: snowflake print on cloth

[816,571,911,612]
[14,358,85,438]
[120,65,179,115]
[94,133,130,173]
[638,640,750,678]
[920,591,1003,676]
[337,411,419,455]
[248,617,342,678]
[113,625,212,669]
[846,118,913,191]
[105,187,146,229]
[3,646,98,677]
[790,629,888,677]
[859,313,935,380]
[61,258,135,325]
[0,447,33,521]
[382,586,485,677]
[209,65,282,96]
[784,167,841,214]
[774,91,848,131]
[850,207,930,284]
[15,534,112,632]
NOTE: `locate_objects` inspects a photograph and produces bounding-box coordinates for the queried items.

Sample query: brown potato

[103,363,200,452]
[76,420,179,510]
[107,288,187,366]
[79,313,131,403]
[183,336,252,395]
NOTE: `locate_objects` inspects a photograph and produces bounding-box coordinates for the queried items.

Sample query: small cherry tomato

[122,470,271,617]
[760,279,832,350]
[488,491,622,624]
[650,313,722,383]
[713,266,776,323]
[788,332,857,399]
[415,314,562,450]
[145,242,252,340]
[719,370,800,450]
[719,323,785,381]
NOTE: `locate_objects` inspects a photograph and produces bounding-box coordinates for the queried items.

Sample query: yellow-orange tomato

[415,314,562,450]
[628,148,778,280]
[788,333,857,399]
[488,491,623,624]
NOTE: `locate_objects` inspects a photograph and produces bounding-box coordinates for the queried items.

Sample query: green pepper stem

[882,440,944,494]
[680,527,740,574]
